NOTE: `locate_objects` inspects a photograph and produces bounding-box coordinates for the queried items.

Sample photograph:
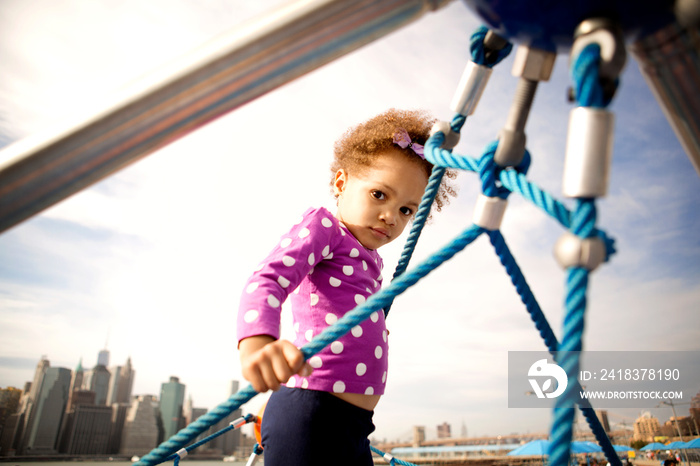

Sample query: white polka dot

[382,372,387,383]
[349,248,359,258]
[375,346,383,359]
[366,287,372,293]
[246,282,259,293]
[331,341,344,354]
[325,313,338,325]
[286,378,296,388]
[377,273,383,281]
[298,227,310,238]
[343,265,354,276]
[282,256,295,267]
[362,260,367,271]
[243,310,259,323]
[309,356,322,368]
[333,381,346,393]
[302,379,309,389]
[308,252,315,265]
[339,228,346,236]
[325,252,334,260]
[321,218,333,228]
[277,276,290,288]
[280,238,292,248]
[329,277,341,287]
[356,363,367,376]
[365,387,374,395]
[355,294,366,305]
[322,245,330,257]
[305,329,314,341]
[351,326,363,337]
[267,295,280,307]
[382,330,387,342]
[373,280,378,288]
[370,311,379,322]
[310,294,319,306]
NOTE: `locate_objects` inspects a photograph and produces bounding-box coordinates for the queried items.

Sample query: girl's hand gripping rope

[239,335,313,393]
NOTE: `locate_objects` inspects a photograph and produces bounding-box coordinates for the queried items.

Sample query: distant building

[412,426,425,447]
[159,377,186,442]
[108,403,130,454]
[21,366,72,454]
[107,357,135,406]
[121,395,162,456]
[83,364,111,406]
[596,410,611,433]
[633,412,660,442]
[437,422,451,439]
[203,380,243,456]
[60,404,112,454]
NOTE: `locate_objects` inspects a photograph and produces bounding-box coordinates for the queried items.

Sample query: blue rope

[469,25,513,67]
[547,38,621,466]
[386,113,469,317]
[370,445,419,466]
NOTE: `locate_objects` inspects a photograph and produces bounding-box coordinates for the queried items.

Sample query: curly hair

[330,108,457,212]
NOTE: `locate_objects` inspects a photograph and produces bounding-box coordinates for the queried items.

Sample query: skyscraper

[106,357,135,405]
[21,367,71,454]
[83,350,111,405]
[159,377,186,442]
[120,395,162,457]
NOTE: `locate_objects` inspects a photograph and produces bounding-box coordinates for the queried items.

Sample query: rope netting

[135,25,623,466]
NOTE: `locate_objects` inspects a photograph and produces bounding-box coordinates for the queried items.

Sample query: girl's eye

[371,190,386,200]
[400,207,413,216]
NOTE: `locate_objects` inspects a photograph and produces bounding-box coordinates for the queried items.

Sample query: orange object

[254,401,266,445]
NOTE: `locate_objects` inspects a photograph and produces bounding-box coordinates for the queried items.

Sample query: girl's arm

[239,335,312,393]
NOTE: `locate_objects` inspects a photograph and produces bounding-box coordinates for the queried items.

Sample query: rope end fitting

[570,18,627,104]
[430,120,461,150]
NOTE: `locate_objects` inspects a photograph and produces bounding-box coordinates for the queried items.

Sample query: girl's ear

[333,169,348,196]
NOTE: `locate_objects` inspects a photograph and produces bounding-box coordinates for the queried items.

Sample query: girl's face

[333,149,428,250]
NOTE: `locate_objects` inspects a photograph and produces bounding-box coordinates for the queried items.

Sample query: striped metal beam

[0,0,452,234]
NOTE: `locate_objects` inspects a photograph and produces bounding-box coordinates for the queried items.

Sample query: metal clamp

[429,120,461,150]
[554,232,606,271]
[473,194,508,230]
[562,107,614,198]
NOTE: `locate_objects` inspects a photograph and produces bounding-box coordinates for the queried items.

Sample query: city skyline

[1,0,699,442]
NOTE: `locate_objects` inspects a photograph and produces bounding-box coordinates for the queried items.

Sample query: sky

[1,0,699,444]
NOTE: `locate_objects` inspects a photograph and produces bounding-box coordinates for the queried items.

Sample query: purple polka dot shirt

[237,207,389,395]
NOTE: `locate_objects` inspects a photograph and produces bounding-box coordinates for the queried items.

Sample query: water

[0,462,249,466]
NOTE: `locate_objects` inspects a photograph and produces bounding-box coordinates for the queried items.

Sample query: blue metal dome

[461,0,677,52]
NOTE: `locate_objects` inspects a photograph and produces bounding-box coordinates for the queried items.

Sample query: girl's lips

[371,227,389,239]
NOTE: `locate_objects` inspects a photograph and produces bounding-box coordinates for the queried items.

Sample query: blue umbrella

[613,445,634,452]
[508,440,551,456]
[572,441,602,453]
[641,442,667,451]
[680,438,700,449]
[665,441,686,449]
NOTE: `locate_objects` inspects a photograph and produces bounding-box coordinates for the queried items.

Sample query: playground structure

[1,1,698,465]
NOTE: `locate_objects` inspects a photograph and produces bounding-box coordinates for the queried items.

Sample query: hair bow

[393,128,425,159]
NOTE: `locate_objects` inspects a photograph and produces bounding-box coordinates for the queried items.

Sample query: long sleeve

[237,207,342,342]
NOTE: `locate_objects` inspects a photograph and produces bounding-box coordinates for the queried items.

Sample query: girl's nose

[380,209,396,226]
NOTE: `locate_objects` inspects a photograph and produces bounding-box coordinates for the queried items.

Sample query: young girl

[236,109,455,465]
